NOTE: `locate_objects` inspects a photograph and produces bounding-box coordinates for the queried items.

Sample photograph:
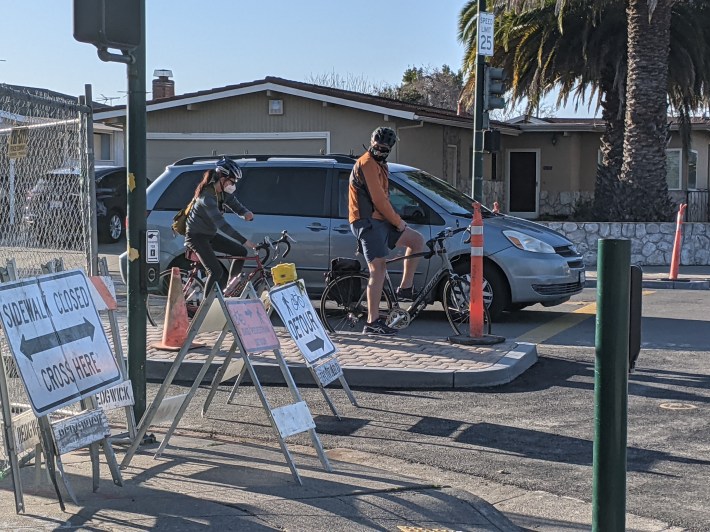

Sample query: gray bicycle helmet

[215,157,242,181]
[371,126,398,148]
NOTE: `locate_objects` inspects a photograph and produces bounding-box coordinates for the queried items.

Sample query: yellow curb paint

[128,172,136,192]
[128,247,139,261]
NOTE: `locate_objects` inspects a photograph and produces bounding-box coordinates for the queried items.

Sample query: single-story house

[93,75,710,221]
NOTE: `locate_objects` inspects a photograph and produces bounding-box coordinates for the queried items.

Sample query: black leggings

[184,232,247,296]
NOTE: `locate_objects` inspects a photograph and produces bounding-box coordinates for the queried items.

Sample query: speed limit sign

[478,12,494,57]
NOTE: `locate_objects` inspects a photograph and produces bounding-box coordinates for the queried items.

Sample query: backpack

[171,197,195,236]
[325,257,362,305]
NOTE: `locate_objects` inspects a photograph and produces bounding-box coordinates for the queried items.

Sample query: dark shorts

[351,218,402,263]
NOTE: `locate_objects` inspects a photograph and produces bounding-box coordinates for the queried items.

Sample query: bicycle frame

[384,242,457,327]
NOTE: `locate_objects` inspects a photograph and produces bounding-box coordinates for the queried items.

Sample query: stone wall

[539,191,594,218]
[539,221,710,266]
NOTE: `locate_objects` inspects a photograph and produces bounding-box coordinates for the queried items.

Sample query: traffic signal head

[484,65,506,111]
[74,0,141,51]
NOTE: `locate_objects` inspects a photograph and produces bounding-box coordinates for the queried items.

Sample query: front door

[508,150,539,218]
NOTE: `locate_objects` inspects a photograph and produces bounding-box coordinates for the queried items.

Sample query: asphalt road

[100,243,710,529]
[134,287,710,531]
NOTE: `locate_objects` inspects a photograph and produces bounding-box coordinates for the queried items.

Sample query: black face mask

[369,145,390,162]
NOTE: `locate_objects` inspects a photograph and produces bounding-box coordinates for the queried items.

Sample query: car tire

[101,210,124,243]
[453,260,509,321]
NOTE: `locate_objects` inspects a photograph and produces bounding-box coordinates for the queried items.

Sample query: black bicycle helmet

[371,126,398,148]
[215,157,242,181]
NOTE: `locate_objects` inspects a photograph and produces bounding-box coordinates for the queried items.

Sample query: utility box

[483,129,501,153]
[74,0,141,50]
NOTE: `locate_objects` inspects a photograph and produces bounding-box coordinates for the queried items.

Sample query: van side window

[237,167,328,217]
[153,170,204,210]
[389,184,427,222]
[337,171,350,219]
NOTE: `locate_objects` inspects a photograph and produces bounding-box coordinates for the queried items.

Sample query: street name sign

[95,380,134,411]
[270,281,336,363]
[12,410,41,455]
[0,270,121,416]
[51,408,111,455]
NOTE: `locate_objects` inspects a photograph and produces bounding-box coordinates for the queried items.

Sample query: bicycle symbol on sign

[290,292,305,311]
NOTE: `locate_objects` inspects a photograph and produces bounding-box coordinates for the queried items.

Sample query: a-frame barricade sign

[0,265,123,512]
[268,280,358,418]
[121,284,331,485]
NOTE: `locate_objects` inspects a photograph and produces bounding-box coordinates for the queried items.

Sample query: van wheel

[453,261,508,321]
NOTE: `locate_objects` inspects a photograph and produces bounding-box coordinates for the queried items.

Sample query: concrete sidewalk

[584,264,710,290]
[0,432,518,531]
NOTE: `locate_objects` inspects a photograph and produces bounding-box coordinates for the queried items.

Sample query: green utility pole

[593,238,631,531]
[472,0,487,202]
[126,0,148,421]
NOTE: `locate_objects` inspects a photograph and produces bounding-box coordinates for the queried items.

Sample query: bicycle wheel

[146,268,205,327]
[443,276,491,336]
[320,273,393,334]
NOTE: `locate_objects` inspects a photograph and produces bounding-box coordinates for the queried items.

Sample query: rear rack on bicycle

[173,154,357,166]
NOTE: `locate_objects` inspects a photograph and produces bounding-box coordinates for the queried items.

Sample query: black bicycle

[319,227,491,335]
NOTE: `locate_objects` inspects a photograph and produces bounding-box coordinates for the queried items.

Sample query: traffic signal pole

[472,0,487,203]
[126,0,148,421]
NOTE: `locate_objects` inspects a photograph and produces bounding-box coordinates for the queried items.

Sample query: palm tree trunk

[620,0,675,221]
[594,69,625,221]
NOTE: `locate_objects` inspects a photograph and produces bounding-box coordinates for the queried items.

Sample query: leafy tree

[459,0,710,221]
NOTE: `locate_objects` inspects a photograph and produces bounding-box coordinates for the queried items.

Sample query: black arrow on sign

[20,318,95,361]
[306,335,325,353]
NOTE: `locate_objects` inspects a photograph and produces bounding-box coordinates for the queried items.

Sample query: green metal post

[593,238,630,531]
[471,0,486,202]
[126,0,147,421]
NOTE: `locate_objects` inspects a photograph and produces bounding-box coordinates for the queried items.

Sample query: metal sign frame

[121,283,331,485]
[267,281,358,418]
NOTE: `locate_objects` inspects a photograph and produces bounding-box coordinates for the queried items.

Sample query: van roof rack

[173,154,357,166]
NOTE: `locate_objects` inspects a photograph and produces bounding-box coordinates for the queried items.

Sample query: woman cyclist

[185,157,256,297]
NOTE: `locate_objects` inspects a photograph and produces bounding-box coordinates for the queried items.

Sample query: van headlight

[503,230,556,253]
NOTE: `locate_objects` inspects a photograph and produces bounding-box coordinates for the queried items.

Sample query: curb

[585,279,710,290]
[146,342,538,389]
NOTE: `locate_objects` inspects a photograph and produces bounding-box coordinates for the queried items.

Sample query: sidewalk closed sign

[0,270,121,416]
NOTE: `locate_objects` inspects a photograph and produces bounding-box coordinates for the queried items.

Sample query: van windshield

[392,169,491,217]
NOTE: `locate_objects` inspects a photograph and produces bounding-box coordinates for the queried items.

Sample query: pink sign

[224,299,280,354]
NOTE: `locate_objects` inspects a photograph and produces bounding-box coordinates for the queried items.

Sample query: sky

[0,0,596,117]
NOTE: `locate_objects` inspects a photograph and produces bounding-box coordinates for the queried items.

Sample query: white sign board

[478,12,495,57]
[269,281,336,363]
[51,409,111,455]
[95,380,134,411]
[0,270,121,416]
[146,230,160,264]
[12,411,41,454]
[314,357,343,387]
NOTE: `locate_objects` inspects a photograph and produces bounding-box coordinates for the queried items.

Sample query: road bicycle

[319,227,491,335]
[147,230,294,327]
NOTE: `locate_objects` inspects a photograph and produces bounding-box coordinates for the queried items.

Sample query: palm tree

[459,0,710,221]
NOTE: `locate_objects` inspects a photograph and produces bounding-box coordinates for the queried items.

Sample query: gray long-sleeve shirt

[185,184,249,243]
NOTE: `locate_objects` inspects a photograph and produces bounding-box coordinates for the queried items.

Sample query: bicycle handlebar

[426,226,470,250]
[254,230,294,264]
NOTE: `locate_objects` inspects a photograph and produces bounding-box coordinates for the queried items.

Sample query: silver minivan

[119,154,585,320]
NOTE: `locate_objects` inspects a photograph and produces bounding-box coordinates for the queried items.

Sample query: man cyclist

[349,127,425,335]
[185,157,255,297]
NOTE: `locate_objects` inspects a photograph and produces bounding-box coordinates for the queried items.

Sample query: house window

[666,149,681,190]
[688,150,698,189]
[94,133,112,161]
[665,149,698,190]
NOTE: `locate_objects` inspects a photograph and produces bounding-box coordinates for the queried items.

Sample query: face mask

[369,146,390,162]
[224,183,236,194]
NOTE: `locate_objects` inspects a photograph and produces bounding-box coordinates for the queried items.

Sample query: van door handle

[333,224,351,234]
[306,223,328,232]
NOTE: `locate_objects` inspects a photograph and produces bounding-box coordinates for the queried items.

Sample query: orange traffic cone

[151,267,204,351]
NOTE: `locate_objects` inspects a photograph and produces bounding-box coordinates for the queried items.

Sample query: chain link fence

[0,84,93,474]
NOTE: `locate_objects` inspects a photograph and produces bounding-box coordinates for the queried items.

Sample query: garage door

[147,138,328,179]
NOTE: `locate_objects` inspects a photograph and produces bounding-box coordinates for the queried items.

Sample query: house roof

[93,76,522,134]
[506,114,710,132]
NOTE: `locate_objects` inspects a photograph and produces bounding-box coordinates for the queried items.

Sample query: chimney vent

[152,69,174,100]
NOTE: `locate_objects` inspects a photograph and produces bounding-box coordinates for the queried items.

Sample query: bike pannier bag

[326,257,361,304]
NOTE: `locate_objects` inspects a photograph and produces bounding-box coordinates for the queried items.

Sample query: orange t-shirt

[348,151,403,227]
